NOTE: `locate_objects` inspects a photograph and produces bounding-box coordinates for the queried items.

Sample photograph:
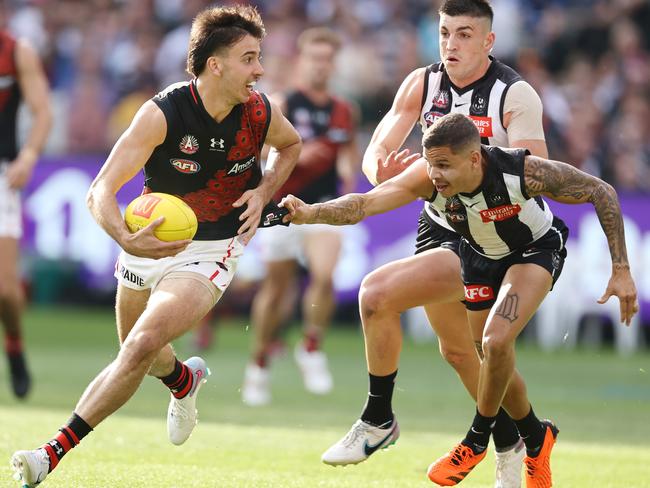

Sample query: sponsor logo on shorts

[170,158,201,174]
[227,156,255,175]
[179,134,199,154]
[132,194,162,219]
[119,265,145,287]
[479,204,521,223]
[464,285,494,302]
[468,116,493,137]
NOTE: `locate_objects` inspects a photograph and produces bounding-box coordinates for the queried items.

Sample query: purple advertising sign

[19,157,650,322]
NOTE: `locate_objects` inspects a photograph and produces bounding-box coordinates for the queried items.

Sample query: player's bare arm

[87,100,190,259]
[524,155,639,324]
[7,40,52,189]
[233,99,301,242]
[283,158,432,225]
[362,68,425,186]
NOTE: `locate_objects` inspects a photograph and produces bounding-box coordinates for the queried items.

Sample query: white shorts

[115,237,245,294]
[256,223,342,263]
[0,164,22,239]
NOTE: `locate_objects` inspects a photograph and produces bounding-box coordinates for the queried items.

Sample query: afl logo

[170,159,201,174]
[179,134,199,154]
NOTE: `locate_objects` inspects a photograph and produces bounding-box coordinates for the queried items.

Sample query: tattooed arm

[524,155,639,324]
[281,158,433,225]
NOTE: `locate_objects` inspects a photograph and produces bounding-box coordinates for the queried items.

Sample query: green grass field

[0,306,649,487]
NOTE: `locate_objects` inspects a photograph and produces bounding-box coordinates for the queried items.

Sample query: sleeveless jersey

[275,90,353,204]
[419,57,523,232]
[0,32,20,161]
[146,80,271,240]
[426,146,556,259]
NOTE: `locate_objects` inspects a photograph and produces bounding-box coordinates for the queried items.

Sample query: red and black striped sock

[160,358,194,399]
[4,332,23,356]
[41,413,92,473]
[303,331,321,352]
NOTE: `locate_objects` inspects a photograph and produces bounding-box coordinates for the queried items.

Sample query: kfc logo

[464,285,495,302]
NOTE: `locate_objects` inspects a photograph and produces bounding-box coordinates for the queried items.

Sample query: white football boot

[321,418,400,466]
[167,356,210,446]
[494,438,526,488]
[241,363,271,406]
[10,448,50,487]
[294,344,333,395]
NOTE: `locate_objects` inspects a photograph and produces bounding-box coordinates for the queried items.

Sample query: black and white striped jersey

[425,145,557,259]
[419,57,524,232]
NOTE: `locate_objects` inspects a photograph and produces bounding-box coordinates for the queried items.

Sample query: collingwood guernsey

[426,146,557,259]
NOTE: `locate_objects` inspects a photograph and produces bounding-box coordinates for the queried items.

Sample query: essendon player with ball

[10,6,301,487]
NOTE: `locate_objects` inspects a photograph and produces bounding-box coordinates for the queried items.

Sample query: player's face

[424,145,481,197]
[439,14,494,86]
[299,42,337,90]
[219,34,265,103]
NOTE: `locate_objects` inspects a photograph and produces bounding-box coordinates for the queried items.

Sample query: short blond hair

[297,27,342,53]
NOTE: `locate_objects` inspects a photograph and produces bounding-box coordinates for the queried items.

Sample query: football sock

[513,405,546,456]
[303,330,321,353]
[462,409,496,454]
[360,370,397,427]
[254,351,268,368]
[160,358,194,399]
[42,413,92,472]
[4,332,23,356]
[492,407,521,452]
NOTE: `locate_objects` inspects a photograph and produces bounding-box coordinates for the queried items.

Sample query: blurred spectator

[1,0,648,189]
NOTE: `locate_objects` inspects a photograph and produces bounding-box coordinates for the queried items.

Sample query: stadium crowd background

[7,0,650,192]
[3,0,650,350]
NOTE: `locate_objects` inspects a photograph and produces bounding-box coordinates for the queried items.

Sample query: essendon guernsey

[275,90,354,204]
[0,32,21,161]
[145,80,271,240]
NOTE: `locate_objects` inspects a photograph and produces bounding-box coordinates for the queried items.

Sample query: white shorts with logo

[256,223,342,263]
[0,164,22,239]
[115,237,245,294]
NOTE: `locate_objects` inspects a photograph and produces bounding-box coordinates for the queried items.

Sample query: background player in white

[242,27,359,406]
[320,1,548,486]
[280,112,638,488]
[0,8,52,399]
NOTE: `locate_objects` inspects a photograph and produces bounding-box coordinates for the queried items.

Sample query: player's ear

[207,56,223,76]
[484,31,495,52]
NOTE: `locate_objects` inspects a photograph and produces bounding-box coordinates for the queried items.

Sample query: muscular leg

[360,248,464,376]
[0,237,24,337]
[302,230,341,340]
[469,264,553,419]
[250,260,297,362]
[75,278,216,427]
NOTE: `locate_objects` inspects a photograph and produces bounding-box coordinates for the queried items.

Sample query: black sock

[42,412,92,472]
[513,406,545,456]
[360,370,397,427]
[462,409,496,454]
[492,408,521,451]
[159,358,194,399]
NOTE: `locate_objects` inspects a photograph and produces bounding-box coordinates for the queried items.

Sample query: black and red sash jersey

[145,80,271,240]
[0,31,20,161]
[275,90,353,204]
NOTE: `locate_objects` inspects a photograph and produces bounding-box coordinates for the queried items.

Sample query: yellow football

[124,192,197,242]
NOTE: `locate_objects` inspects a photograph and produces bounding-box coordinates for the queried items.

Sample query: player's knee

[359,275,390,320]
[310,274,334,294]
[481,333,511,360]
[121,330,165,367]
[439,345,477,372]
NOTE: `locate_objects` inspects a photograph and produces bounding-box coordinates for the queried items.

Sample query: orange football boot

[524,420,559,488]
[427,442,487,486]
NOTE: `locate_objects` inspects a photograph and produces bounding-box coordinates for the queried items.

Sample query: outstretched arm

[282,158,433,225]
[524,155,638,324]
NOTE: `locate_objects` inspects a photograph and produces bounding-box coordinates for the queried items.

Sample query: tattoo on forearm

[312,194,366,225]
[524,156,629,267]
[474,341,484,360]
[495,293,519,323]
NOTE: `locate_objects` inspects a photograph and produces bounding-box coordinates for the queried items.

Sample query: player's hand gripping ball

[124,192,197,241]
